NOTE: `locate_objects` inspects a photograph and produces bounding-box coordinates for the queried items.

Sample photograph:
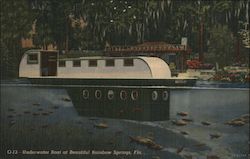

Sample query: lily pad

[52,106,59,109]
[32,112,40,116]
[7,115,14,118]
[42,112,49,116]
[41,125,49,128]
[94,123,108,129]
[225,120,245,126]
[38,108,43,111]
[176,146,184,154]
[180,131,189,135]
[152,156,160,159]
[62,97,71,102]
[23,111,31,114]
[182,118,193,122]
[183,155,192,159]
[7,108,15,112]
[207,155,220,159]
[201,121,211,126]
[177,112,189,116]
[225,114,249,126]
[210,133,221,139]
[32,103,40,106]
[193,143,206,147]
[172,119,188,126]
[115,130,123,135]
[129,136,163,150]
[132,107,143,112]
[9,120,16,127]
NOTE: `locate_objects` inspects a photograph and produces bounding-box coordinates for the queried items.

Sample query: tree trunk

[235,36,240,63]
[65,18,70,54]
[199,22,204,63]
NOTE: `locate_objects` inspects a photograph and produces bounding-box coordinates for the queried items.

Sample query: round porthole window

[120,90,127,100]
[131,90,139,101]
[152,91,158,101]
[107,90,114,100]
[82,89,89,99]
[95,90,102,100]
[162,91,169,101]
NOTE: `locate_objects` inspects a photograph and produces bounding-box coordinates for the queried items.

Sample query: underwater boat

[19,49,196,120]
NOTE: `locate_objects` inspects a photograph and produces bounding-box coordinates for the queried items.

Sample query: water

[196,80,249,88]
[170,89,249,122]
[0,80,249,159]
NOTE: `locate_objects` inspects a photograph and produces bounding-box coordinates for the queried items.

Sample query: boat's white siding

[57,58,154,79]
[19,50,172,79]
[19,51,41,78]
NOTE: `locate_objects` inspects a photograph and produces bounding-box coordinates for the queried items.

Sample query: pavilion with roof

[104,41,192,74]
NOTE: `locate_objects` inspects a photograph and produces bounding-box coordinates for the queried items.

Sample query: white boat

[18,49,196,121]
[19,50,171,79]
[178,68,216,81]
[19,49,196,86]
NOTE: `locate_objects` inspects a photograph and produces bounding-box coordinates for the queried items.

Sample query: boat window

[73,60,81,67]
[59,61,66,67]
[27,54,38,64]
[124,59,134,66]
[89,60,97,67]
[106,59,115,67]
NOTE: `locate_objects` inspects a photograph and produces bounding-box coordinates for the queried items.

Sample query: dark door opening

[41,51,58,76]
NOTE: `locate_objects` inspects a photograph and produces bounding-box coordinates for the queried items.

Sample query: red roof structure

[105,41,191,55]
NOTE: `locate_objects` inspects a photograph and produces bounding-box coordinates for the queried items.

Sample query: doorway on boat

[40,51,58,76]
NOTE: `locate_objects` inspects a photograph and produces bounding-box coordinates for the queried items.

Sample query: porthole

[120,90,127,100]
[162,91,169,101]
[107,90,114,100]
[152,91,158,101]
[95,90,102,100]
[131,90,139,101]
[82,89,89,99]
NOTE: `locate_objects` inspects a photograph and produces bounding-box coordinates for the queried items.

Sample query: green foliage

[1,0,35,79]
[32,0,78,50]
[29,0,250,52]
[1,0,34,40]
[1,0,249,79]
[207,25,235,67]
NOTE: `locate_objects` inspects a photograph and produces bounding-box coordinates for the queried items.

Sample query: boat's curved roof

[139,57,171,78]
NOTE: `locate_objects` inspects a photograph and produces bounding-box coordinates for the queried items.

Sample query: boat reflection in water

[18,50,196,121]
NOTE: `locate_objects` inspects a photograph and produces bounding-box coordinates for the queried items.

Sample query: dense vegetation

[1,0,249,79]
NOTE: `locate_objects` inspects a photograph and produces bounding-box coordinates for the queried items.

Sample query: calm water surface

[0,80,249,159]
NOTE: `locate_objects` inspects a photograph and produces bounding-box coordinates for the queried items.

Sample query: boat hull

[27,78,196,87]
[27,78,195,121]
[66,86,170,121]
